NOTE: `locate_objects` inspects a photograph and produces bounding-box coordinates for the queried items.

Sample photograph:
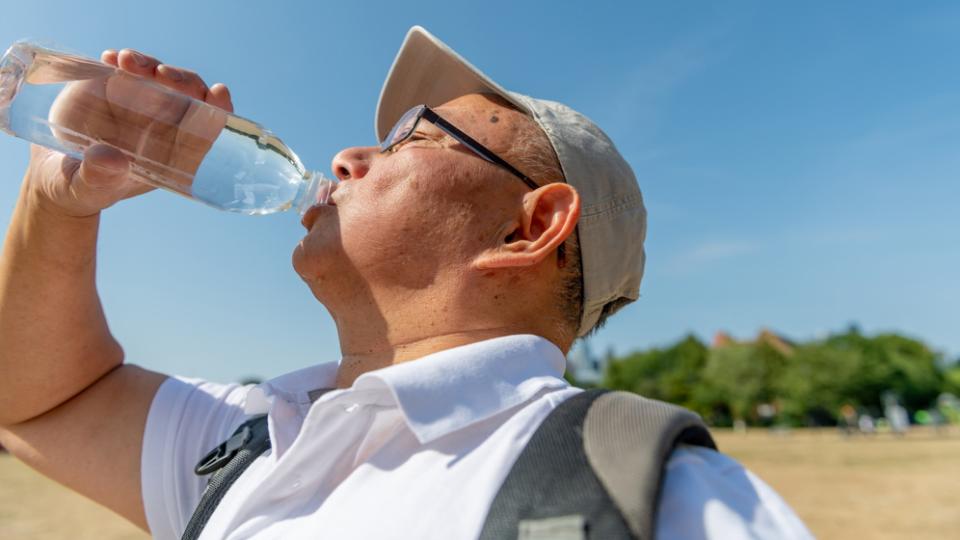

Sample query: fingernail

[130,51,149,67]
[159,65,183,82]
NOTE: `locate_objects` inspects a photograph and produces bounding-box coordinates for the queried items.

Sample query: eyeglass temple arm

[423,108,541,191]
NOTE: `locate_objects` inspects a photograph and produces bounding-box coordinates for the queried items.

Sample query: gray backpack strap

[479,389,627,540]
[181,414,271,540]
[479,389,715,540]
[584,391,716,540]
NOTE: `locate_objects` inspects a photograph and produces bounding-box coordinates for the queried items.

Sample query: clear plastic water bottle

[0,41,335,215]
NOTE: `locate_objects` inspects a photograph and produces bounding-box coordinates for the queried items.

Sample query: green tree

[598,326,951,428]
[691,341,788,426]
[657,335,709,409]
[944,363,960,396]
[603,334,707,409]
[775,342,860,425]
[827,330,943,412]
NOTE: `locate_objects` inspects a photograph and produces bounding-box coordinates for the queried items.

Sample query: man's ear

[474,183,581,270]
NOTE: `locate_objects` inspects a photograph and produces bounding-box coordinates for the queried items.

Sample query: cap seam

[580,192,644,222]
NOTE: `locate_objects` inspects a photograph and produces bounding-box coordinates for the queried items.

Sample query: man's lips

[300,200,335,230]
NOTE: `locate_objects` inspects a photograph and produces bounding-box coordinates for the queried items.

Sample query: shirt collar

[244,361,340,416]
[351,334,569,443]
[247,334,569,445]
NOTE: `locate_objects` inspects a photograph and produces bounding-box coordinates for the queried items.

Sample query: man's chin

[291,241,319,283]
[291,237,340,289]
[292,222,335,268]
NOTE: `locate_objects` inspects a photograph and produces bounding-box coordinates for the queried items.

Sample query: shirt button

[343,403,360,413]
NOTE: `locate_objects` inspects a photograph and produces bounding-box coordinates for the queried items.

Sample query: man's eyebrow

[391,125,444,150]
[414,123,445,138]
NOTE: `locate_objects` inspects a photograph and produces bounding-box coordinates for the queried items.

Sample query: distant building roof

[713,328,795,357]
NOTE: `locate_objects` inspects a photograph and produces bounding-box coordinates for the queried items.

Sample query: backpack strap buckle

[194,418,261,476]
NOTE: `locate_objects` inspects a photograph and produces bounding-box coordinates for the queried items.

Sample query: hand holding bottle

[23,48,235,218]
[2,42,333,216]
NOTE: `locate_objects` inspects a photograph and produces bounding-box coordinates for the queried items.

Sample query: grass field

[1,427,958,539]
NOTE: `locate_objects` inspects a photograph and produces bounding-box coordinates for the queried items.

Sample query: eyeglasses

[380,104,540,191]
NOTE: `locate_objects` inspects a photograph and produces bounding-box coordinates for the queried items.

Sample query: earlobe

[473,183,581,270]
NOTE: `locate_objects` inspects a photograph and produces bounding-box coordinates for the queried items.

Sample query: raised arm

[0,48,234,530]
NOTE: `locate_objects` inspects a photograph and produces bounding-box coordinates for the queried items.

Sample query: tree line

[592,327,960,427]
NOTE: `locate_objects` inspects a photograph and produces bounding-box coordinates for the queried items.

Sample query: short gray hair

[510,128,586,342]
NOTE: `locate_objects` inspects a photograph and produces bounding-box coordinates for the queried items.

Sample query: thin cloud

[686,241,757,261]
[667,241,759,272]
[599,19,738,146]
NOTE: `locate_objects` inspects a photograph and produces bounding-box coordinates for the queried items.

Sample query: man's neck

[335,327,527,389]
[326,277,572,388]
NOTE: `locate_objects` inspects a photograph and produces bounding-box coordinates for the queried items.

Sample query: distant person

[884,396,910,437]
[926,409,947,435]
[937,393,960,426]
[840,403,858,436]
[0,27,812,539]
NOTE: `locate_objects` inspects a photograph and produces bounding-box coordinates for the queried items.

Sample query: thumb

[68,145,133,212]
[75,144,130,191]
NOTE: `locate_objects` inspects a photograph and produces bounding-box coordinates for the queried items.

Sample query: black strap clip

[194,417,262,476]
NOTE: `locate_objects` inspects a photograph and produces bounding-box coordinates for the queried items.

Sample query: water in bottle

[0,41,335,215]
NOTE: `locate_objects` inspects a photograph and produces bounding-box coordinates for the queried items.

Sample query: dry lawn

[0,453,148,540]
[1,428,958,539]
[714,427,960,539]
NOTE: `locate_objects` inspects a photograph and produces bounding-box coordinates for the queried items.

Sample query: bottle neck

[294,171,338,216]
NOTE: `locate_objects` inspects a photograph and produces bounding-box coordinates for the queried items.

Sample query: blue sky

[1,2,957,382]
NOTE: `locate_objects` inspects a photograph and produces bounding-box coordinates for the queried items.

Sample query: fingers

[107,48,234,112]
[206,83,234,113]
[116,48,161,77]
[156,64,209,101]
[115,48,206,100]
[101,49,119,66]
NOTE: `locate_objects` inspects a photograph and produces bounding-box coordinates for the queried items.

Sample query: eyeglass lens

[382,105,425,151]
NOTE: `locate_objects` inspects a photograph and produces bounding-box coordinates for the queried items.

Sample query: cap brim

[375,26,530,142]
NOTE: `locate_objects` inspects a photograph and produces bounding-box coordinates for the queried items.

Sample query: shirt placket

[223,393,380,539]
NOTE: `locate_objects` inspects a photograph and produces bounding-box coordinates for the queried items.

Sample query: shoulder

[145,376,254,441]
[657,444,814,540]
[142,376,255,539]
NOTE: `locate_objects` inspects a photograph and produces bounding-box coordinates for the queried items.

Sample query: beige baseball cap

[375,26,647,337]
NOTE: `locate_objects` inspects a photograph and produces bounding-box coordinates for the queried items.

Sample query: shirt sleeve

[141,376,254,540]
[655,444,814,540]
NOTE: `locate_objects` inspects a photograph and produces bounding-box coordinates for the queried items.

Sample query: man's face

[292,93,534,303]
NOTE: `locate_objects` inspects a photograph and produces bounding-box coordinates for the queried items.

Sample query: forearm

[0,181,123,425]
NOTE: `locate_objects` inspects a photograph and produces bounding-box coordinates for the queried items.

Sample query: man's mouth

[300,200,335,231]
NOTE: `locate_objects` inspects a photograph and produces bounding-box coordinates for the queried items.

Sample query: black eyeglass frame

[380,104,541,191]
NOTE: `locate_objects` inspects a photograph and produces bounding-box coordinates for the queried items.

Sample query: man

[0,27,811,539]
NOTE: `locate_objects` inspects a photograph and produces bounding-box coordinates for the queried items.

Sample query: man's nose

[331,146,378,181]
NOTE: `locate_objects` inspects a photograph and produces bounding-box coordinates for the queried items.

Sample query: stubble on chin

[292,232,327,283]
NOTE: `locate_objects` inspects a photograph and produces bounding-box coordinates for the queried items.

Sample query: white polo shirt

[141,334,812,539]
